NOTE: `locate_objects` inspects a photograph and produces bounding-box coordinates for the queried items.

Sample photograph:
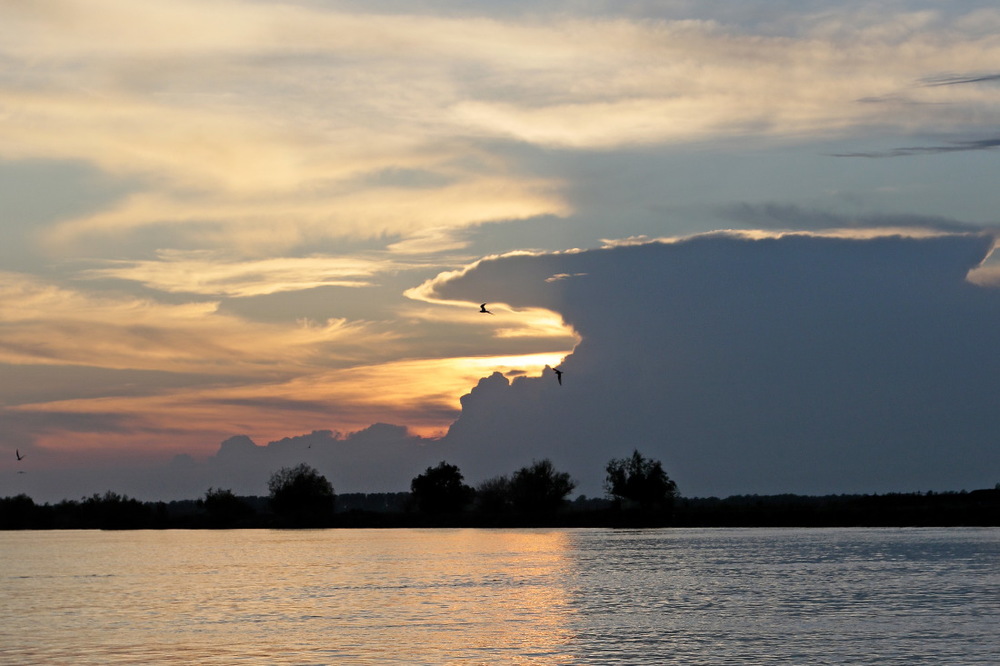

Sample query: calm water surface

[1,527,997,664]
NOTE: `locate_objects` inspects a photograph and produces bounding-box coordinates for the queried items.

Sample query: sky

[3,0,1000,502]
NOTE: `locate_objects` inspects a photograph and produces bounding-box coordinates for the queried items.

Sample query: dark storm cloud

[721,203,988,233]
[425,232,1000,497]
[830,137,1000,158]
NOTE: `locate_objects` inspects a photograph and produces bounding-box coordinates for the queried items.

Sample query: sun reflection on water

[0,529,581,665]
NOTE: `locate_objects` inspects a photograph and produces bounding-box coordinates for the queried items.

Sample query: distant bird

[480,303,494,315]
[15,449,23,461]
[553,368,563,385]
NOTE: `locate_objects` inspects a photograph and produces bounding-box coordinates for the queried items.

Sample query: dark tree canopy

[509,459,575,513]
[410,461,475,514]
[475,474,513,514]
[199,487,254,526]
[605,450,678,511]
[267,463,335,523]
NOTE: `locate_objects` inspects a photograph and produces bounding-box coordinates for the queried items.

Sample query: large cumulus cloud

[430,232,1000,496]
[18,231,999,502]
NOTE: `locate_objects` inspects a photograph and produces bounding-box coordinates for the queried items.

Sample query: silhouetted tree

[509,459,575,514]
[0,494,38,529]
[78,491,152,529]
[475,475,512,514]
[198,487,255,527]
[605,450,678,511]
[267,463,335,525]
[410,461,475,514]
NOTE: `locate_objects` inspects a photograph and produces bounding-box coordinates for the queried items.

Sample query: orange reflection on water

[2,529,582,665]
[349,529,580,663]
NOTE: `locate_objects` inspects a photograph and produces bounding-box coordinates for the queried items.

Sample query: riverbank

[2,488,998,529]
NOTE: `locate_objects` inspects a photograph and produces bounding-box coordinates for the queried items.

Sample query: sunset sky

[3,0,1000,501]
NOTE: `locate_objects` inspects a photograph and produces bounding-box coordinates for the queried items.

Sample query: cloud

[3,423,449,502]
[6,2,1000,257]
[0,271,390,372]
[721,203,989,234]
[921,72,1000,87]
[830,137,1000,158]
[11,231,1000,501]
[84,250,389,297]
[196,425,447,498]
[39,174,568,257]
[418,231,1000,496]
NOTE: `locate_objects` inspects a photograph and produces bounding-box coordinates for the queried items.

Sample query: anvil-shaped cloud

[18,231,1000,501]
[427,231,1000,497]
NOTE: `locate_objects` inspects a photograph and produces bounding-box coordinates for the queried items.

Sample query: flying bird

[480,303,494,315]
[16,449,24,461]
[553,368,563,385]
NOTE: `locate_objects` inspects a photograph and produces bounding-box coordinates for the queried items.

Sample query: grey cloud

[921,73,1000,87]
[207,396,339,414]
[721,203,988,233]
[0,363,240,406]
[2,408,136,436]
[13,424,451,503]
[428,232,1000,497]
[831,137,1000,158]
[166,425,447,501]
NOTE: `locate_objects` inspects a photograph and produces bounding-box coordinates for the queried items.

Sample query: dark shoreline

[2,488,998,530]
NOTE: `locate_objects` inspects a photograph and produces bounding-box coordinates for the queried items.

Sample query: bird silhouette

[15,449,24,461]
[553,368,563,385]
[480,303,494,315]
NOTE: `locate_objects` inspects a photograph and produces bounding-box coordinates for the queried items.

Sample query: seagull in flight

[480,303,494,315]
[16,449,24,461]
[553,367,563,385]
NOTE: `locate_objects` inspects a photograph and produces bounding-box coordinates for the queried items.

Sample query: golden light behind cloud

[12,350,572,456]
[0,272,395,373]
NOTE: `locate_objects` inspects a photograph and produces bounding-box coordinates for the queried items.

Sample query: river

[2,527,997,664]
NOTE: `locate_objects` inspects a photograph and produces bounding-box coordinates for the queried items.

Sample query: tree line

[2,451,998,529]
[0,451,677,529]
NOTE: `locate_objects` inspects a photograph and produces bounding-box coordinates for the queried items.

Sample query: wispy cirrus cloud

[0,271,395,373]
[721,203,991,234]
[830,137,1000,158]
[920,72,1000,87]
[85,250,392,297]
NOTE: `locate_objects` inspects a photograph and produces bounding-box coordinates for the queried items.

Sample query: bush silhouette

[199,487,255,527]
[475,475,513,514]
[605,450,678,512]
[267,464,335,525]
[509,459,575,514]
[410,461,475,514]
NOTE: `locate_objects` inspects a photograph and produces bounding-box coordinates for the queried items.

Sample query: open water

[1,527,997,665]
